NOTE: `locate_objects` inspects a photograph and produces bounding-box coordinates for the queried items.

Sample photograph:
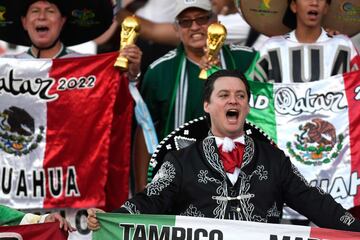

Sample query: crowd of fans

[1,0,360,237]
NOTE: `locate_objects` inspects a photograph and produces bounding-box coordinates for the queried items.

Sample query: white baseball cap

[175,0,212,18]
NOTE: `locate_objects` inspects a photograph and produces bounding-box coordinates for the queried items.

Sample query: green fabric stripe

[163,51,185,138]
[0,205,25,226]
[94,213,176,240]
[247,80,277,143]
[244,51,260,81]
[205,65,222,78]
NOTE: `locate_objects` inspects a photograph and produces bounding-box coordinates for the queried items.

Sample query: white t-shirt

[218,12,268,49]
[255,28,360,83]
[1,44,85,59]
[351,32,360,53]
[136,0,176,23]
[0,41,93,58]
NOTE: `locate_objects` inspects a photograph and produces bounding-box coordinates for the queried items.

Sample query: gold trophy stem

[199,69,208,79]
[114,55,128,70]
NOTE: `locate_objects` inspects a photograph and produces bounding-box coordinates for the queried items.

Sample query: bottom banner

[93,214,360,240]
[0,222,68,240]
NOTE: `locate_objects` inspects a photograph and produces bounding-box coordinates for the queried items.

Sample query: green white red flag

[93,213,360,240]
[247,70,360,213]
[0,52,133,210]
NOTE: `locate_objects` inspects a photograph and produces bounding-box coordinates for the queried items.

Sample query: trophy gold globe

[199,22,227,79]
[114,16,140,70]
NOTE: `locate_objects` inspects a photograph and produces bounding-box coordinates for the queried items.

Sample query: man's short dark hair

[283,0,332,29]
[203,69,251,104]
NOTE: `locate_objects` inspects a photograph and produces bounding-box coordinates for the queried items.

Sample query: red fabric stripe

[310,226,360,239]
[0,222,68,240]
[343,70,360,208]
[43,52,121,208]
[105,73,133,211]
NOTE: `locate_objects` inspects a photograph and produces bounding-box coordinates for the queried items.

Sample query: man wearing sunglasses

[132,0,260,192]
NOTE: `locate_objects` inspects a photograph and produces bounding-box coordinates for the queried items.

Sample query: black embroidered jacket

[117,136,360,232]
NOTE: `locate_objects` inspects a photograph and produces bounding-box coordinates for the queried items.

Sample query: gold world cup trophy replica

[114,16,140,70]
[199,22,227,79]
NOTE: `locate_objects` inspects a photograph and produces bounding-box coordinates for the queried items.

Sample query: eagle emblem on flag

[0,106,44,156]
[286,118,344,166]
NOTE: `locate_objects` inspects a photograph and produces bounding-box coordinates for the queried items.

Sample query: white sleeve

[19,213,42,225]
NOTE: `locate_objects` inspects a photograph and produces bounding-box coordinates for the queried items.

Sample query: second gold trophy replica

[199,22,227,80]
[114,16,141,70]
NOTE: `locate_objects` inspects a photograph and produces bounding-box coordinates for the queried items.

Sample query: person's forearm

[140,22,179,46]
[116,9,179,46]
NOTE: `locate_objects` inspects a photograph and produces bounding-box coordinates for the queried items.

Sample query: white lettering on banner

[119,224,223,240]
[0,232,23,240]
[249,95,269,110]
[0,70,98,102]
[355,85,360,100]
[0,69,58,101]
[350,171,360,196]
[57,75,96,91]
[275,88,346,115]
[0,166,80,198]
[309,171,360,199]
[48,167,63,198]
[65,166,80,197]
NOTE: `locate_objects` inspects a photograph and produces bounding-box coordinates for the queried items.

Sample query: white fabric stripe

[0,57,51,209]
[175,57,187,129]
[176,215,311,239]
[220,49,227,69]
[181,74,188,127]
[273,75,353,219]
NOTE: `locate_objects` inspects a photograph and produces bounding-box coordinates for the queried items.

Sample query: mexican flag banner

[93,213,360,239]
[247,70,360,212]
[0,222,68,240]
[0,52,133,210]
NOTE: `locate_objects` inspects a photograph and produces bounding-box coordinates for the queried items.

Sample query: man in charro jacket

[88,69,360,232]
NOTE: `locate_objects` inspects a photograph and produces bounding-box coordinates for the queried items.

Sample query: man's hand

[44,212,76,232]
[87,208,105,231]
[199,49,220,71]
[120,44,142,81]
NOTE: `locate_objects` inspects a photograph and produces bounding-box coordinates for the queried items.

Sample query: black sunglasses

[176,14,212,28]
